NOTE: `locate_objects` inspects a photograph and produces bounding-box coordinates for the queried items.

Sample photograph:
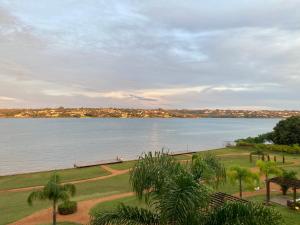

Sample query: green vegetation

[237,116,300,146]
[279,169,298,195]
[228,166,259,198]
[191,153,226,188]
[28,174,76,225]
[90,196,145,216]
[256,160,282,181]
[0,173,131,225]
[273,116,300,145]
[0,166,109,190]
[2,146,300,225]
[247,194,300,225]
[91,151,283,225]
[58,201,77,215]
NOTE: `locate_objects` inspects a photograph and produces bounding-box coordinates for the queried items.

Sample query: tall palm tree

[91,151,283,225]
[27,173,76,225]
[228,166,259,198]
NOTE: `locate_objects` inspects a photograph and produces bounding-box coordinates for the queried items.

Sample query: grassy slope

[0,166,109,191]
[0,173,131,225]
[1,146,300,225]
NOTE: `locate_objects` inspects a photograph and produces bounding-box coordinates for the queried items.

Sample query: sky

[0,0,300,109]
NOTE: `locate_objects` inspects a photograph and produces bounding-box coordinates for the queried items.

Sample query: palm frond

[158,173,210,225]
[63,183,76,196]
[129,151,183,200]
[205,202,284,225]
[91,204,160,225]
[27,190,46,205]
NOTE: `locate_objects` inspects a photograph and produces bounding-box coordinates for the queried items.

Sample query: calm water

[0,118,280,175]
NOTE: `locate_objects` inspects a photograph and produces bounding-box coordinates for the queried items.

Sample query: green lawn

[0,173,131,225]
[90,195,146,217]
[0,166,109,191]
[108,161,137,170]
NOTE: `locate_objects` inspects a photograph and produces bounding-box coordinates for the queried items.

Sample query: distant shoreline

[0,108,298,119]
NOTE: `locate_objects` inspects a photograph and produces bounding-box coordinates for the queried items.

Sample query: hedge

[236,142,300,154]
[58,201,77,215]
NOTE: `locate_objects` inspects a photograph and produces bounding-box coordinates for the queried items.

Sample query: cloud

[0,96,17,101]
[0,1,299,109]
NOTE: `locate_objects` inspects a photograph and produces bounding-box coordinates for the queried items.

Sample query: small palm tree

[228,166,259,198]
[27,173,76,225]
[256,160,281,181]
[256,160,281,203]
[279,169,297,195]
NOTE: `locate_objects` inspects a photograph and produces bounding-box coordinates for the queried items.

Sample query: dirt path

[0,166,129,194]
[9,192,134,225]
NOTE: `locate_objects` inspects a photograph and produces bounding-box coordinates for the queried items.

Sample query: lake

[0,118,280,175]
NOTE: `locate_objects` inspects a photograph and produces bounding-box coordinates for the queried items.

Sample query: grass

[90,195,146,216]
[2,146,300,225]
[0,173,131,225]
[108,161,137,170]
[0,166,109,191]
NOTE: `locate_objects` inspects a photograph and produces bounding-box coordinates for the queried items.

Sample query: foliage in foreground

[206,202,284,225]
[91,151,284,225]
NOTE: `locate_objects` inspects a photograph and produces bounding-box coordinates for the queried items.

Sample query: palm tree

[27,173,76,225]
[279,169,297,195]
[191,153,226,188]
[228,166,259,198]
[256,160,281,181]
[256,160,282,203]
[205,201,283,225]
[91,151,283,225]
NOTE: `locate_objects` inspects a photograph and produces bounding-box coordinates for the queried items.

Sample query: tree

[256,160,282,202]
[27,173,76,225]
[256,160,282,181]
[228,166,259,198]
[272,116,300,145]
[279,169,297,195]
[190,153,226,188]
[91,151,283,225]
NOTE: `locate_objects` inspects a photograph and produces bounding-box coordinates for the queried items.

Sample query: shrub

[236,141,255,147]
[58,201,77,215]
[255,144,300,154]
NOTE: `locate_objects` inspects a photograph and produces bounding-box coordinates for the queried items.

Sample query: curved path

[0,165,129,194]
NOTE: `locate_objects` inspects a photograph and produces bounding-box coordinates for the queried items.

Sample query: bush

[58,201,77,215]
[255,144,300,154]
[236,141,255,147]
